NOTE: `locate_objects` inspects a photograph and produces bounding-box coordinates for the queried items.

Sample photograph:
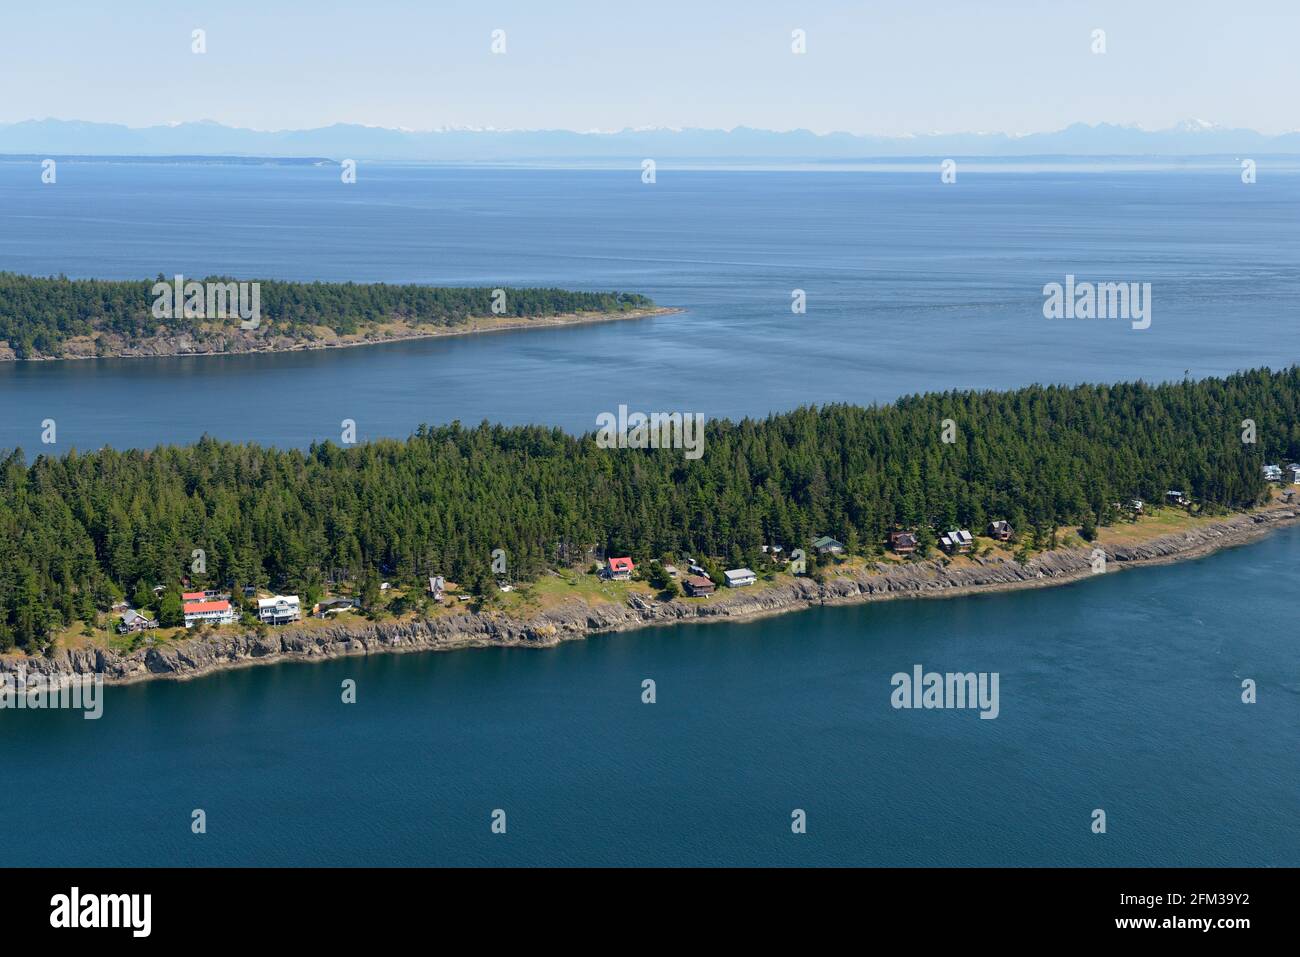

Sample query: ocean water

[1,524,1297,867]
[0,160,1296,866]
[0,161,1297,450]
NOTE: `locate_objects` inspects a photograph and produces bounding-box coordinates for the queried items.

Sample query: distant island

[0,272,665,360]
[1,368,1297,670]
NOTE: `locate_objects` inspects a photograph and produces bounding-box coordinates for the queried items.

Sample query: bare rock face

[3,509,1294,686]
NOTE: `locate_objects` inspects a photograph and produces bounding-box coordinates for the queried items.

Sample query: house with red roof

[183,599,236,629]
[606,557,635,581]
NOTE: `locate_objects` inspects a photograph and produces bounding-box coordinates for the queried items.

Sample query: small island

[0,272,669,360]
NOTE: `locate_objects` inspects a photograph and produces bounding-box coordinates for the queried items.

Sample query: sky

[2,1,1297,135]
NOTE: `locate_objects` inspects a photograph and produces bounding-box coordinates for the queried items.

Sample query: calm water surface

[0,161,1297,449]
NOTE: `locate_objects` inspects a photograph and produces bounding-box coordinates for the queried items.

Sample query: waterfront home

[257,595,301,625]
[683,575,715,597]
[607,556,635,581]
[988,520,1013,541]
[184,589,229,602]
[314,598,358,618]
[428,575,445,600]
[1263,464,1283,483]
[182,591,205,602]
[761,545,786,564]
[183,599,236,629]
[1287,463,1300,484]
[117,609,158,634]
[662,564,679,579]
[724,568,757,588]
[812,536,845,556]
[1127,499,1145,514]
[688,563,708,577]
[939,529,974,554]
[889,530,918,554]
[1165,490,1189,506]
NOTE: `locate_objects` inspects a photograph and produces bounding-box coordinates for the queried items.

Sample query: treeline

[0,272,654,357]
[2,368,1296,651]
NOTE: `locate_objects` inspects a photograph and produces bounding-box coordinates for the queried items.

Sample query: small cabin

[683,575,715,597]
[987,520,1013,541]
[812,536,845,556]
[117,609,158,635]
[889,530,918,554]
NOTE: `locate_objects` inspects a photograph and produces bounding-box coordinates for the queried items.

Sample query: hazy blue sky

[2,1,1297,134]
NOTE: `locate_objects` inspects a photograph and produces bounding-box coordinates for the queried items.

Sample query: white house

[183,599,236,629]
[939,529,974,554]
[1263,464,1283,483]
[257,595,301,625]
[1287,464,1300,484]
[724,568,757,588]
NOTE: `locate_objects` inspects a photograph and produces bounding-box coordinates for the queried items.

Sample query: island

[1,367,1298,682]
[0,272,669,360]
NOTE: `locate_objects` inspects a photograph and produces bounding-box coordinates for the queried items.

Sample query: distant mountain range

[2,118,1299,161]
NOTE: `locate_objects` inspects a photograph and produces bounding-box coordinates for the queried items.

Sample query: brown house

[988,520,1013,541]
[683,575,715,597]
[889,530,918,554]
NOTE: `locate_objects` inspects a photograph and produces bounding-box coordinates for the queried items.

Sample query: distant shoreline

[7,504,1295,688]
[0,306,682,363]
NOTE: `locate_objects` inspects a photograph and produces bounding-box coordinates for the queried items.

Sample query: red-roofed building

[606,557,635,581]
[184,599,236,629]
[182,591,206,602]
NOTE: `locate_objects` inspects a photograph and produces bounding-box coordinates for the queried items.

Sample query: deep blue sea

[0,161,1297,449]
[0,160,1296,866]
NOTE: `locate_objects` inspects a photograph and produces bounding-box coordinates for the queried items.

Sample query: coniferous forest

[0,272,654,358]
[1,367,1295,652]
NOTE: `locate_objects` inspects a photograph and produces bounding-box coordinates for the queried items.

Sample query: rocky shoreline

[4,506,1295,687]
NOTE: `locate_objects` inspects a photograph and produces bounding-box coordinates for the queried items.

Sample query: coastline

[0,306,682,362]
[6,504,1296,688]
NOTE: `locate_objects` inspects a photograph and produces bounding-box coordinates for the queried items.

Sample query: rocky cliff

[4,507,1294,686]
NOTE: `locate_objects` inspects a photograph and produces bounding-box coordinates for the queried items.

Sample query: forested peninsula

[0,273,662,360]
[2,368,1297,655]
